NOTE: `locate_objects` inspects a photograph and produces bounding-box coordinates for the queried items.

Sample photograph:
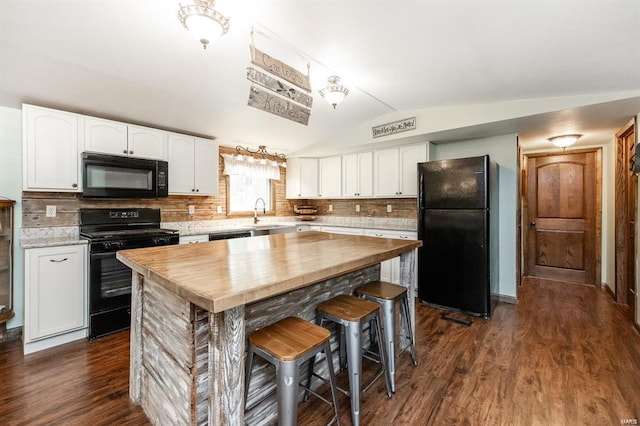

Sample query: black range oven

[80,208,178,339]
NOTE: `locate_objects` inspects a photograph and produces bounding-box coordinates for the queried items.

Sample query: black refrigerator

[417,155,499,319]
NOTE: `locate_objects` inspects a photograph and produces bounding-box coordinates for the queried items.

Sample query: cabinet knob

[71,183,78,188]
[196,189,199,192]
[129,150,134,155]
[192,188,195,192]
[123,150,128,154]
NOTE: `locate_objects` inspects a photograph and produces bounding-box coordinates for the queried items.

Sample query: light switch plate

[188,205,195,215]
[387,204,393,213]
[328,204,333,212]
[216,205,223,214]
[355,204,360,212]
[46,205,56,218]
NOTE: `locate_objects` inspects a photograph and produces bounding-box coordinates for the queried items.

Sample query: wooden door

[615,119,637,314]
[525,151,598,284]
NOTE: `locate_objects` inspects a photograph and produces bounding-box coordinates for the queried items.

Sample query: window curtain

[221,154,281,180]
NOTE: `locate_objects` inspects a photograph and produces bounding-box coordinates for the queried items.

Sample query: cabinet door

[342,154,359,197]
[286,158,318,198]
[357,152,374,197]
[25,245,86,342]
[168,134,196,195]
[373,148,400,197]
[318,156,341,198]
[127,125,167,160]
[81,116,128,156]
[285,158,302,198]
[193,138,219,195]
[23,105,81,192]
[399,144,427,196]
[299,158,319,197]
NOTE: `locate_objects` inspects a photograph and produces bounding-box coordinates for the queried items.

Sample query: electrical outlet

[188,205,195,215]
[355,204,360,213]
[328,204,333,212]
[45,205,56,218]
[387,204,393,213]
[216,205,223,214]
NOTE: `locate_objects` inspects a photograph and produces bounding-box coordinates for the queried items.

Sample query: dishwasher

[208,230,252,241]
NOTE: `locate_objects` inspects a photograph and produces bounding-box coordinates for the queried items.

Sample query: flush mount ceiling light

[548,134,582,148]
[178,0,230,49]
[319,76,349,109]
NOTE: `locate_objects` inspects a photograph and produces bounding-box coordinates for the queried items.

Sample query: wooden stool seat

[355,281,408,300]
[316,294,381,322]
[249,316,330,362]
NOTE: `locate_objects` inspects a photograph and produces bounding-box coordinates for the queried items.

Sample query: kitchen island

[117,231,421,425]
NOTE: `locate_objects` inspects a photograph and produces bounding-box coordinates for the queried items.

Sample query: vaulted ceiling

[1,0,639,155]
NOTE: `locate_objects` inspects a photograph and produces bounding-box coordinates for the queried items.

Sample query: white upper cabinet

[286,158,318,198]
[318,156,342,198]
[126,125,167,160]
[373,143,427,197]
[168,133,219,196]
[23,104,81,192]
[81,116,128,156]
[82,118,167,160]
[342,152,373,197]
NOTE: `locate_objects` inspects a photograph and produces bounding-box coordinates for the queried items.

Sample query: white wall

[430,134,518,299]
[0,106,23,329]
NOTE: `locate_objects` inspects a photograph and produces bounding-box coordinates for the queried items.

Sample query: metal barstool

[245,316,340,426]
[310,295,392,426]
[354,281,418,393]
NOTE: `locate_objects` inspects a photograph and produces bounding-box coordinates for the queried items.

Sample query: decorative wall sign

[246,67,313,108]
[250,46,311,92]
[372,117,417,138]
[247,85,310,125]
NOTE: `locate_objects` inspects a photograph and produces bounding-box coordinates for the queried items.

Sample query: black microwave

[82,152,169,198]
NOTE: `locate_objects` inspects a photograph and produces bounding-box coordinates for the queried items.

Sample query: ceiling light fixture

[178,0,230,49]
[548,134,582,148]
[319,76,349,109]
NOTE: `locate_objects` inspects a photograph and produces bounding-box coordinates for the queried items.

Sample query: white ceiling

[1,0,639,155]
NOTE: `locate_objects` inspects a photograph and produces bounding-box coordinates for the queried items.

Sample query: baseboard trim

[603,283,616,300]
[495,294,518,305]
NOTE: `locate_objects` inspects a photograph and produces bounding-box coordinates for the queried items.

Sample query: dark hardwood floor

[1,277,639,425]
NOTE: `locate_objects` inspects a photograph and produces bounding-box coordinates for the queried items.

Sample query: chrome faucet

[254,197,266,224]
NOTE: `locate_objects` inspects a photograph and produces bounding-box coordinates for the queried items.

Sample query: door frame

[614,118,636,309]
[521,148,603,286]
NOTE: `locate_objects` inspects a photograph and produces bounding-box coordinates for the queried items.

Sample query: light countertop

[117,231,421,313]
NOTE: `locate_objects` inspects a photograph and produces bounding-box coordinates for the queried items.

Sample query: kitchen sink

[250,224,296,236]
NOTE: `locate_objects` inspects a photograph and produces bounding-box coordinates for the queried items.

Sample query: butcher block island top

[117,231,421,425]
[117,231,422,313]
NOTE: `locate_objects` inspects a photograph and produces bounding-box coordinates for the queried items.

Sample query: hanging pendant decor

[247,85,311,125]
[246,29,312,125]
[246,67,313,108]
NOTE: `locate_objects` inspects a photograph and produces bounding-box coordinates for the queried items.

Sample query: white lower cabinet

[24,244,87,354]
[364,229,418,284]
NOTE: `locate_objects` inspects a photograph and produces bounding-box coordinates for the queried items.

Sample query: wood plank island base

[117,231,422,425]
